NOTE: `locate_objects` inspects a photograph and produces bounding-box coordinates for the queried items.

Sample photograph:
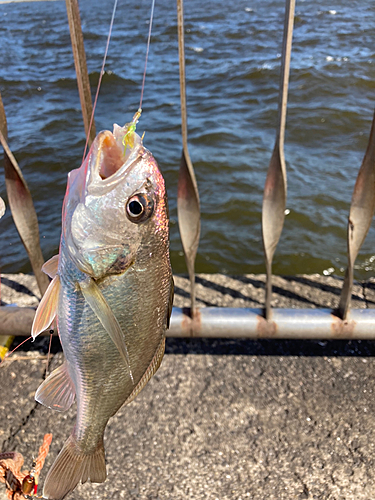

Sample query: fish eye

[126,194,153,223]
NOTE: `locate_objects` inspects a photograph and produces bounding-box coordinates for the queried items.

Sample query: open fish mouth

[98,133,124,180]
[90,124,144,184]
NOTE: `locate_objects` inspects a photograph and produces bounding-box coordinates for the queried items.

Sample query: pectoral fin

[42,254,59,278]
[79,277,133,383]
[31,275,60,339]
[35,361,75,411]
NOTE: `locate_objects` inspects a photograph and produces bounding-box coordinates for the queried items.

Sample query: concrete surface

[1,273,375,500]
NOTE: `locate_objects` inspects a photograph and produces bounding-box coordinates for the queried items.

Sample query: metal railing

[0,0,375,340]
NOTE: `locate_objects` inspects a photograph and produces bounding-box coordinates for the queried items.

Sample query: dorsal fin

[32,275,60,339]
[42,254,59,278]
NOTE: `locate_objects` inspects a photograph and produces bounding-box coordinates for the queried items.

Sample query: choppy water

[0,0,374,280]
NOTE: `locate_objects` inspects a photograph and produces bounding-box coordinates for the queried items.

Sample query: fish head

[61,123,169,279]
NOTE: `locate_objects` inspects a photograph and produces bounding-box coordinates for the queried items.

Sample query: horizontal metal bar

[169,308,375,339]
[1,306,375,340]
[0,307,37,337]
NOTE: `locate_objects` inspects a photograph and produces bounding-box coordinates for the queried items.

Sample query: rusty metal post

[261,0,295,320]
[176,0,201,320]
[65,0,96,146]
[0,93,49,296]
[338,110,375,319]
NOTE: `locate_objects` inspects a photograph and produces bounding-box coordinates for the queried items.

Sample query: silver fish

[32,118,173,499]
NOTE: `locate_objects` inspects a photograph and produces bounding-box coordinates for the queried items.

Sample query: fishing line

[82,0,119,161]
[83,0,156,162]
[0,336,32,367]
[139,0,156,111]
[45,326,54,377]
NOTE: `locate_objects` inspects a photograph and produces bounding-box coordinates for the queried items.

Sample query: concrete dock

[1,273,375,500]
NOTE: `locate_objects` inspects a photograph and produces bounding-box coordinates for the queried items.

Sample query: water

[0,0,374,280]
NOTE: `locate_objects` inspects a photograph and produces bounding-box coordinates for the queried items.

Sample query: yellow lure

[0,334,14,360]
[122,108,142,154]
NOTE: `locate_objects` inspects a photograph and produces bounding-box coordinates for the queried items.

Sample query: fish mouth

[97,133,124,180]
[91,124,144,184]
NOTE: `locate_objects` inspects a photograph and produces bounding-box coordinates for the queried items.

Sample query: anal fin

[35,361,75,412]
[124,337,165,406]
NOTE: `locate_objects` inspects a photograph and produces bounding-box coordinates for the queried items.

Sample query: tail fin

[42,434,106,499]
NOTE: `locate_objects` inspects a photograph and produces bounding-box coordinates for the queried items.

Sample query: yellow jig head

[122,108,142,155]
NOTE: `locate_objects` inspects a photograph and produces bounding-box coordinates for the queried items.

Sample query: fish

[31,115,174,500]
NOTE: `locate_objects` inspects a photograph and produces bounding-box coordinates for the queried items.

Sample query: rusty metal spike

[65,0,96,145]
[338,110,375,320]
[0,93,49,296]
[176,0,201,319]
[262,0,295,320]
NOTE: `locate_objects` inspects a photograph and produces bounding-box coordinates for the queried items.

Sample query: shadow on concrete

[195,276,264,306]
[10,336,375,359]
[165,338,375,357]
[174,285,217,307]
[284,275,365,303]
[0,277,38,298]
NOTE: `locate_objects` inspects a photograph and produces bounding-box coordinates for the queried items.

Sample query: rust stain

[191,308,202,337]
[330,314,356,338]
[180,308,201,337]
[256,314,278,338]
[180,307,192,336]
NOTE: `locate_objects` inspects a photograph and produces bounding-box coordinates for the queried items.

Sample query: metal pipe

[2,305,375,340]
[169,308,375,339]
[0,307,38,337]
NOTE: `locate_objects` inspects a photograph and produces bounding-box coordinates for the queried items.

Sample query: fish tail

[42,434,106,499]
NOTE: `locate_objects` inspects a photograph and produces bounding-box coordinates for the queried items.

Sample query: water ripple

[0,0,374,280]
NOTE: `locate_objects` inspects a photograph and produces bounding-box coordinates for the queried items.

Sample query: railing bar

[261,0,295,320]
[3,306,375,340]
[0,94,49,296]
[65,0,96,146]
[177,0,188,152]
[276,0,295,149]
[338,109,375,319]
[176,0,201,318]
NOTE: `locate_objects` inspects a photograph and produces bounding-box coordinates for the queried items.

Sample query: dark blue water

[0,0,374,279]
